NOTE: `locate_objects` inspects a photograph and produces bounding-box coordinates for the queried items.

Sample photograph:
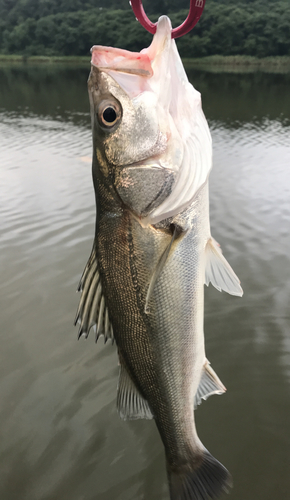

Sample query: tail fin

[167,449,232,500]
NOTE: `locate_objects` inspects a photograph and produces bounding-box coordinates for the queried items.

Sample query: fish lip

[116,139,173,171]
[117,157,175,171]
[96,66,152,77]
[120,160,164,170]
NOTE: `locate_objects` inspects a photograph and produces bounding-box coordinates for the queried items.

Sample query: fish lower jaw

[121,157,173,170]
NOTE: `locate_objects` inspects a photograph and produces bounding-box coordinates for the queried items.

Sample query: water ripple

[1,84,290,500]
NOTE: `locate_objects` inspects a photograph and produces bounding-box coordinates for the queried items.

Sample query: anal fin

[117,362,153,420]
[205,237,243,296]
[194,360,226,409]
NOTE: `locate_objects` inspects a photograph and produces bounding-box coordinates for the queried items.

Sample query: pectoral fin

[205,237,243,296]
[117,362,153,420]
[75,244,114,343]
[145,224,183,313]
[194,360,226,409]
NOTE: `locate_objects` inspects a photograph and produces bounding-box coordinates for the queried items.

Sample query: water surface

[0,64,289,500]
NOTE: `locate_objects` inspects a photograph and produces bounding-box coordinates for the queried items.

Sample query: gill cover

[91,16,212,224]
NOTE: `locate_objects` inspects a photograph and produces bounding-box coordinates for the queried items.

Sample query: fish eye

[98,100,121,129]
[103,107,116,123]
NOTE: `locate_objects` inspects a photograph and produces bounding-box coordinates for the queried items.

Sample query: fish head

[89,16,212,223]
[88,62,167,172]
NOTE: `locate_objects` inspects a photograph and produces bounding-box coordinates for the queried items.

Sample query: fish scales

[97,192,204,460]
[76,15,243,500]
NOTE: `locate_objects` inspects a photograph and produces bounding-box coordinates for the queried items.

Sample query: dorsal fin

[75,244,114,343]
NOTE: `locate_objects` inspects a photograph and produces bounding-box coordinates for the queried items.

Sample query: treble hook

[130,0,206,39]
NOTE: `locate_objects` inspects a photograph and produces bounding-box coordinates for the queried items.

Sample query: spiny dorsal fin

[75,244,114,344]
[117,362,153,420]
[194,360,226,409]
[205,237,243,296]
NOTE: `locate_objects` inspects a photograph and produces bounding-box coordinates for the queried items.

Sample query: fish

[75,15,243,500]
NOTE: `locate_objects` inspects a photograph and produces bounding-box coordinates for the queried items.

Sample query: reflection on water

[0,64,289,500]
[0,65,90,125]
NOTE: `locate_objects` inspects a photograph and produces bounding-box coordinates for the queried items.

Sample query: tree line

[0,0,290,58]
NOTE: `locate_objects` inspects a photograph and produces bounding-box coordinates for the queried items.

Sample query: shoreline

[183,55,290,73]
[0,55,90,64]
[1,54,290,73]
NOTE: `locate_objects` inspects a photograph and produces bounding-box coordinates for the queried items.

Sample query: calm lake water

[0,63,289,500]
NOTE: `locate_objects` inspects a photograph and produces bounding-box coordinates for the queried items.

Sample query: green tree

[1,0,290,57]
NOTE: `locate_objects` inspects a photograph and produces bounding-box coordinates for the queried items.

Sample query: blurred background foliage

[0,0,290,57]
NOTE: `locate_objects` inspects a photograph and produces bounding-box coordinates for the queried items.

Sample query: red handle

[130,0,206,39]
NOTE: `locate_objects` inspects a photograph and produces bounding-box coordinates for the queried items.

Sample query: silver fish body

[76,16,242,500]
